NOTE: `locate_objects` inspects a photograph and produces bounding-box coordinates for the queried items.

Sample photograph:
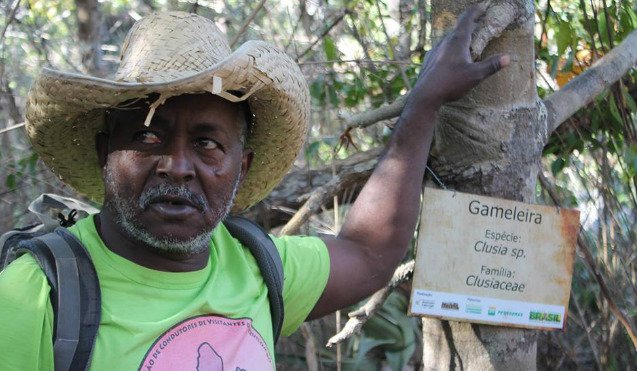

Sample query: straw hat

[25,11,309,212]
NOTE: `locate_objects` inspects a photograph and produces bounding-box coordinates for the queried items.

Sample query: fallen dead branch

[326,260,415,347]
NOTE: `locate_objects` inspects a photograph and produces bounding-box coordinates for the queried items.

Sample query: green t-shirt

[0,216,330,370]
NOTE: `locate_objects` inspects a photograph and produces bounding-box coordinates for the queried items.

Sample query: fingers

[472,54,510,79]
[455,2,489,42]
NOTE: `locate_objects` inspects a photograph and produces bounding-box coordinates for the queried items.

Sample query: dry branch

[264,147,381,210]
[544,29,637,134]
[341,95,407,129]
[0,123,24,135]
[0,0,21,45]
[295,9,350,61]
[326,260,415,347]
[538,173,637,351]
[278,158,377,236]
[229,0,267,47]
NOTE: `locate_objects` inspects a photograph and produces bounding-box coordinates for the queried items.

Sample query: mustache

[139,183,208,212]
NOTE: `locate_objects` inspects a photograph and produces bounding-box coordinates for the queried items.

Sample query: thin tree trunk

[423,0,542,369]
[75,0,105,76]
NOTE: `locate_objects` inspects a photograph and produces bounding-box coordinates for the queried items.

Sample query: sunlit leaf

[625,144,637,176]
[323,36,339,61]
[556,22,573,56]
[621,85,637,113]
[609,96,623,127]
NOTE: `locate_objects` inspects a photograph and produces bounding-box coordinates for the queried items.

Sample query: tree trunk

[75,0,105,77]
[422,0,543,369]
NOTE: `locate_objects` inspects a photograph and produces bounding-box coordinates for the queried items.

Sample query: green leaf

[624,4,637,25]
[352,337,393,369]
[548,55,560,78]
[310,78,325,103]
[328,86,339,106]
[609,97,623,127]
[625,144,637,176]
[28,152,39,172]
[590,110,601,132]
[551,157,567,175]
[323,36,339,61]
[597,10,613,48]
[621,4,637,34]
[621,86,637,113]
[305,141,321,164]
[6,173,16,189]
[386,351,405,371]
[556,22,573,57]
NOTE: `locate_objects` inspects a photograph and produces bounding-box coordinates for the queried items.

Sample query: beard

[103,163,241,256]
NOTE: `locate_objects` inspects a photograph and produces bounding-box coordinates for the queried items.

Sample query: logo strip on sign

[410,289,566,329]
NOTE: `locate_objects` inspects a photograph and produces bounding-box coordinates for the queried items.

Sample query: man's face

[99,93,252,255]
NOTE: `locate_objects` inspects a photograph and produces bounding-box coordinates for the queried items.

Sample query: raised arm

[309,5,510,318]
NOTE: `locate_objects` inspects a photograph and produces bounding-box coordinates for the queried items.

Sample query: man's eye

[134,131,161,144]
[196,138,219,150]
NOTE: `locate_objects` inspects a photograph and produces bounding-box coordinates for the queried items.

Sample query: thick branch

[265,147,381,204]
[544,29,637,134]
[278,158,376,236]
[341,95,407,129]
[326,260,415,347]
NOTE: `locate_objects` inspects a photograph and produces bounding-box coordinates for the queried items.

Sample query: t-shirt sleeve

[272,235,330,336]
[0,254,55,371]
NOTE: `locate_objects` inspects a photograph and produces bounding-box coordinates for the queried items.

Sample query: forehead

[106,93,242,131]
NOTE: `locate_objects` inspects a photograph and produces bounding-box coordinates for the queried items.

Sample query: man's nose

[156,141,195,182]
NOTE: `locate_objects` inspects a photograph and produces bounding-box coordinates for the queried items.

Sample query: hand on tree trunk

[406,4,510,112]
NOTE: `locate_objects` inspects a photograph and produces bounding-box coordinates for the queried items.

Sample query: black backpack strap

[224,216,285,343]
[11,228,101,371]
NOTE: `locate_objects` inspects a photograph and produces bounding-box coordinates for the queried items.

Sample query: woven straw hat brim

[26,40,310,212]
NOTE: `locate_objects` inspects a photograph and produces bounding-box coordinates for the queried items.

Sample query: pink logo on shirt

[139,315,273,371]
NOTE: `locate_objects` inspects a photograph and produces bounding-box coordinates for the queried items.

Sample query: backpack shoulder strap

[223,216,285,343]
[8,228,101,371]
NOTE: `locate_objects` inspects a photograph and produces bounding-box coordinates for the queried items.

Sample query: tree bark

[75,0,105,77]
[422,1,542,369]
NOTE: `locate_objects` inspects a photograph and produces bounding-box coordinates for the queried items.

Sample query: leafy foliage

[537,0,637,368]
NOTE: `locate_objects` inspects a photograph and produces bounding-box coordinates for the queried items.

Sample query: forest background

[1,0,636,369]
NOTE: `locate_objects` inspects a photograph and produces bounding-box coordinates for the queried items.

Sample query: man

[0,5,507,370]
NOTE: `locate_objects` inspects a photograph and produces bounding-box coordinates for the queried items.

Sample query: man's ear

[239,148,254,185]
[95,132,109,168]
